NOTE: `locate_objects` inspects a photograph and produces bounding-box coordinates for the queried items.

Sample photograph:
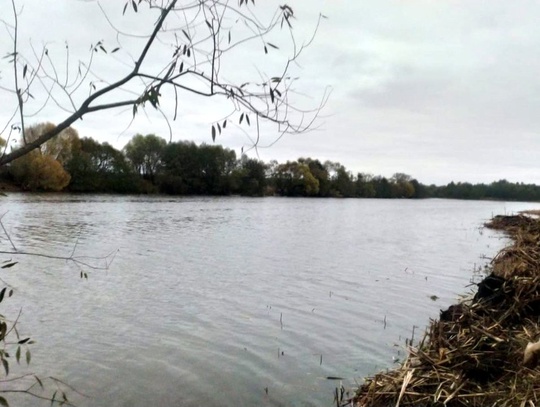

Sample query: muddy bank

[351,214,540,407]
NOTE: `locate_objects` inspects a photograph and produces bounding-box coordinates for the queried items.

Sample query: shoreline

[351,213,540,406]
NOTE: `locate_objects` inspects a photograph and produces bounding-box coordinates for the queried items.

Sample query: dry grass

[350,214,540,407]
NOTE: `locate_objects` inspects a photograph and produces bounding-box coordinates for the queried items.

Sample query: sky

[1,0,540,185]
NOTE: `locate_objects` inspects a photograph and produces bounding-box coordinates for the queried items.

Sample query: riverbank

[351,213,540,406]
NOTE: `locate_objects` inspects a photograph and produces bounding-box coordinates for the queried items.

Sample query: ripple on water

[0,195,536,407]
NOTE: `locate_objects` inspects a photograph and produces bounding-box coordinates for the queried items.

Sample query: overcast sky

[2,0,540,185]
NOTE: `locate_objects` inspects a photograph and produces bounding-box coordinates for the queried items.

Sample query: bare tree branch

[0,0,327,171]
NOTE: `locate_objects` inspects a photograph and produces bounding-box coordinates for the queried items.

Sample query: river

[0,195,537,406]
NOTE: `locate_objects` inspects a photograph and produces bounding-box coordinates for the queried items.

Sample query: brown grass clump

[350,214,540,407]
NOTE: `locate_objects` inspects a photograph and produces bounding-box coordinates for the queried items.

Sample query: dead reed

[351,214,540,407]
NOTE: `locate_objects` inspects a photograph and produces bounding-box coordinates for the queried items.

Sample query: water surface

[0,195,536,406]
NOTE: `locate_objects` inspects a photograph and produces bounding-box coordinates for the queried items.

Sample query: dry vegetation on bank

[350,214,540,407]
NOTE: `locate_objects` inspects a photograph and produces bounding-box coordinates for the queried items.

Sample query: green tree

[372,176,393,198]
[301,158,329,196]
[356,173,376,198]
[159,141,236,195]
[324,161,354,197]
[123,134,167,181]
[67,137,140,193]
[232,155,268,196]
[391,173,415,198]
[273,160,319,196]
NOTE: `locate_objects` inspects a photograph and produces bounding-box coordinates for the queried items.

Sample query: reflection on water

[0,194,536,406]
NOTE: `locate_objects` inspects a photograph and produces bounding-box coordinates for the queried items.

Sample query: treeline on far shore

[4,123,540,202]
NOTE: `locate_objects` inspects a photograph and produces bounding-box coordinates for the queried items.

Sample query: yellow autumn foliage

[10,122,80,191]
[12,152,70,191]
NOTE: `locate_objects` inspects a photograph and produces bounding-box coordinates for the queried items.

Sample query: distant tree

[391,173,415,198]
[324,161,354,197]
[372,176,392,198]
[197,144,237,194]
[233,155,267,196]
[124,134,167,181]
[67,137,139,193]
[299,163,320,196]
[10,123,75,191]
[410,178,427,198]
[23,122,81,165]
[12,152,71,191]
[273,160,319,196]
[334,167,355,197]
[356,173,376,198]
[301,158,330,196]
[160,141,198,194]
[159,141,236,195]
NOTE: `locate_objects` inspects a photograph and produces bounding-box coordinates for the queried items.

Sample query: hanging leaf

[15,347,20,363]
[270,88,275,104]
[165,62,176,79]
[205,20,212,29]
[267,43,279,49]
[1,261,17,269]
[2,358,9,376]
[132,0,137,12]
[182,30,190,41]
[264,46,268,54]
[18,338,30,345]
[34,375,43,389]
[217,123,222,134]
[239,113,244,124]
[179,62,184,73]
[123,2,128,15]
[111,47,120,53]
[26,349,31,365]
[211,125,216,142]
[228,31,231,44]
[223,120,227,129]
[0,288,6,303]
[187,48,191,58]
[23,64,27,79]
[246,115,250,126]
